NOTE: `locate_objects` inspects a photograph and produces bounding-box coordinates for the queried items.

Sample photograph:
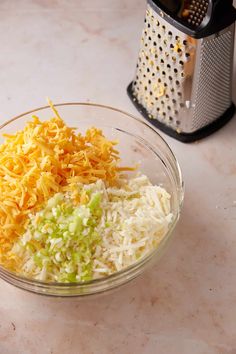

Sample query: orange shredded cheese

[0,103,133,267]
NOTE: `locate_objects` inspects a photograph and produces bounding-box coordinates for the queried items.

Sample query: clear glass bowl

[0,103,184,297]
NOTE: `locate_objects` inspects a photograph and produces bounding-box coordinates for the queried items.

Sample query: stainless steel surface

[190,25,234,132]
[132,3,198,132]
[131,1,234,134]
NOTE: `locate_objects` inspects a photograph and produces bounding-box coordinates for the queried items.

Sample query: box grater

[127,0,236,142]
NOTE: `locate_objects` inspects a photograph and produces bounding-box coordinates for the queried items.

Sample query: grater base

[127,82,235,143]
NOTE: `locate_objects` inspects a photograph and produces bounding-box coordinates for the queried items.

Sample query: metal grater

[127,0,236,142]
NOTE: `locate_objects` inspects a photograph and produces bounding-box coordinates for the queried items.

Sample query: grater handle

[151,0,236,38]
[198,0,236,35]
[208,0,234,19]
[156,0,182,14]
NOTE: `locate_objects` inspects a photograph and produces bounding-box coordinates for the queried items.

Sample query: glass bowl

[0,103,184,297]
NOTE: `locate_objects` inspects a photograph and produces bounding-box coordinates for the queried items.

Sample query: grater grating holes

[182,0,209,28]
[132,4,196,129]
[192,30,233,130]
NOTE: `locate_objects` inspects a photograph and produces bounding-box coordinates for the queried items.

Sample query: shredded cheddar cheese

[0,102,133,269]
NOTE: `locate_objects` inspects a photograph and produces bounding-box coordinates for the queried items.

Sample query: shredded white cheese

[91,175,172,277]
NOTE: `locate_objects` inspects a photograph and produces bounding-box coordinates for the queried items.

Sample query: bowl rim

[0,102,184,291]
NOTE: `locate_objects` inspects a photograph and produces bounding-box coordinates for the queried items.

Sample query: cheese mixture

[0,101,172,282]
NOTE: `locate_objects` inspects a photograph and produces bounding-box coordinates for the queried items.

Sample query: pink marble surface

[0,1,236,353]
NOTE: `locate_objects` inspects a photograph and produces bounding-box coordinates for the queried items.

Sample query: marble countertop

[0,1,236,353]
